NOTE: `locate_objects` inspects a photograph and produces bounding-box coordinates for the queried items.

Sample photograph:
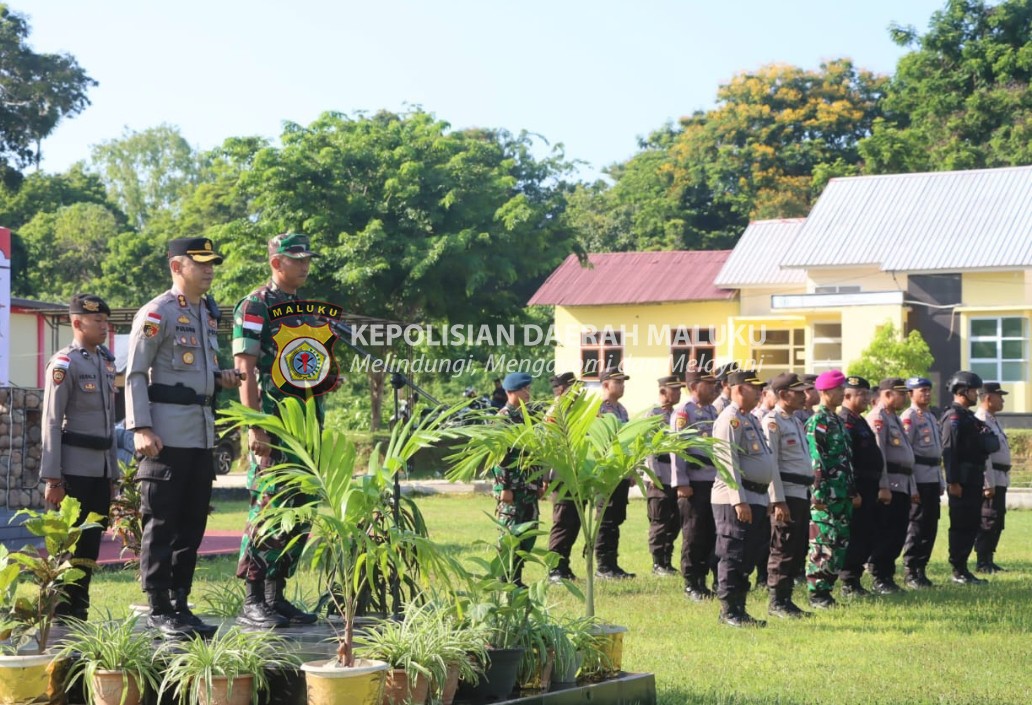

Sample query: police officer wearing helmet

[940,371,998,585]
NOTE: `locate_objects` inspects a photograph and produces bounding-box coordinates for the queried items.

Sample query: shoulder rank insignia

[177,294,188,308]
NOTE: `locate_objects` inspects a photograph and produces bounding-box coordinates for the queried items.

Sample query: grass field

[88,495,1032,705]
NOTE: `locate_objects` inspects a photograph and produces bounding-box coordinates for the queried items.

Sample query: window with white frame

[580,329,623,379]
[970,317,1028,383]
[751,328,806,378]
[811,322,842,372]
[671,326,715,379]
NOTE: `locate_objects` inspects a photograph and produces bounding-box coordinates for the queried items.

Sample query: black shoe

[904,571,933,589]
[719,608,767,628]
[238,601,290,628]
[685,583,714,602]
[596,566,636,580]
[809,592,837,609]
[871,580,903,595]
[147,612,197,638]
[270,599,318,625]
[793,574,807,587]
[990,562,1006,572]
[171,590,217,637]
[548,569,573,583]
[952,570,988,586]
[840,580,870,598]
[652,564,678,577]
[768,597,809,619]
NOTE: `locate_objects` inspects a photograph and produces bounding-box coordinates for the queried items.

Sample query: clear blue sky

[26,0,947,181]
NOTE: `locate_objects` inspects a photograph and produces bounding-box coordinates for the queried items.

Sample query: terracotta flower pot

[198,674,254,705]
[440,662,461,705]
[382,668,429,705]
[91,670,142,705]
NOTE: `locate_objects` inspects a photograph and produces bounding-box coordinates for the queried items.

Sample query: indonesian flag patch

[52,355,70,385]
[242,313,264,333]
[144,310,162,338]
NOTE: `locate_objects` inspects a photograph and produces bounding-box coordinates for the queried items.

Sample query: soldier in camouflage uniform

[805,370,856,609]
[233,233,334,628]
[492,372,541,585]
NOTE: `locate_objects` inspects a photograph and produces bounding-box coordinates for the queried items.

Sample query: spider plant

[57,613,161,705]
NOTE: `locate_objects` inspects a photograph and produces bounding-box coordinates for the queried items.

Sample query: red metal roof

[529,251,736,306]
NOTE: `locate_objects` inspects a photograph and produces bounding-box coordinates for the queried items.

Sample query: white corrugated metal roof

[714,219,808,287]
[780,166,1032,271]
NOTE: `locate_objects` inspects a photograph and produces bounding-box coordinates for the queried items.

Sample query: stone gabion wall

[0,387,44,510]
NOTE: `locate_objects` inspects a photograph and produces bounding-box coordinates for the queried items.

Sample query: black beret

[845,376,870,390]
[69,294,110,316]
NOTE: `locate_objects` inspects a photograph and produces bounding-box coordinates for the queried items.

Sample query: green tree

[860,0,1032,172]
[568,60,886,252]
[17,202,124,302]
[0,5,96,175]
[211,110,578,428]
[90,124,202,229]
[847,321,934,382]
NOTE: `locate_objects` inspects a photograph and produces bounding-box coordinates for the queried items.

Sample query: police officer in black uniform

[837,376,883,596]
[941,371,997,585]
[546,372,581,582]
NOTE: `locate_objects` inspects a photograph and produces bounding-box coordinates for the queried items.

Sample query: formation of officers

[498,364,1012,629]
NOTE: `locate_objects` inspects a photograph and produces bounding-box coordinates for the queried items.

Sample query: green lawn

[89,495,1032,705]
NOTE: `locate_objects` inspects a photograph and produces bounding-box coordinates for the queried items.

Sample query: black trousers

[975,487,1007,558]
[869,490,912,582]
[903,482,941,571]
[714,503,769,600]
[594,479,630,568]
[548,497,582,573]
[767,496,810,592]
[646,483,681,561]
[681,481,716,583]
[948,482,983,570]
[840,477,880,582]
[138,446,214,594]
[55,475,111,618]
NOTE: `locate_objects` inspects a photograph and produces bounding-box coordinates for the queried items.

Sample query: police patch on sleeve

[144,310,162,338]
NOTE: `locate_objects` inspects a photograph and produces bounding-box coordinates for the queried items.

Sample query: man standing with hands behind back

[127,238,242,637]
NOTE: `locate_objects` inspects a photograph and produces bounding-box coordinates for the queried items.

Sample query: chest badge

[182,351,195,365]
[178,315,190,324]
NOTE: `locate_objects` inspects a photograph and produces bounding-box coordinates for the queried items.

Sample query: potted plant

[157,626,298,705]
[0,496,103,705]
[218,397,465,705]
[448,389,726,673]
[431,607,489,705]
[356,603,449,705]
[57,613,161,705]
[554,616,611,685]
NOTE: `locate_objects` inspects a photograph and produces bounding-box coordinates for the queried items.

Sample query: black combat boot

[871,578,903,595]
[238,580,289,628]
[651,552,677,577]
[904,566,933,589]
[684,576,714,602]
[266,578,318,625]
[732,593,766,627]
[172,589,217,637]
[147,590,195,638]
[840,579,870,597]
[809,589,837,609]
[768,587,809,619]
[951,566,988,585]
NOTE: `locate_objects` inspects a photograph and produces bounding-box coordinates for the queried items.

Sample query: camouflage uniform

[805,405,855,595]
[492,402,540,582]
[233,281,332,582]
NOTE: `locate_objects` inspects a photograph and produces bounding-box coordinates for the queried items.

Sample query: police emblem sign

[269,301,341,398]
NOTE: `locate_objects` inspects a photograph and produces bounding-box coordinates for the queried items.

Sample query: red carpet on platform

[95,530,242,566]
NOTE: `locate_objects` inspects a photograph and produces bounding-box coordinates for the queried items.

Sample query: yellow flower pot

[0,652,66,705]
[301,658,388,705]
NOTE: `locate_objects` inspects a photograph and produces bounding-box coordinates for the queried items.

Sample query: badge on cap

[82,299,99,312]
[183,351,195,365]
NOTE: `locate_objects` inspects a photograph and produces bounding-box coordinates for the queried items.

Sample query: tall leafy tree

[861,0,1032,172]
[0,5,96,176]
[211,110,578,428]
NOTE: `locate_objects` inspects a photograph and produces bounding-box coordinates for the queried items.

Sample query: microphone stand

[327,319,441,617]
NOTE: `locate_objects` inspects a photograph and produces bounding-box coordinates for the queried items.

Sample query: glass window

[581,329,623,379]
[670,326,715,380]
[970,317,1028,383]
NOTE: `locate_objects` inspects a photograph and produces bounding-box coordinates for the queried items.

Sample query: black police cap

[69,294,110,316]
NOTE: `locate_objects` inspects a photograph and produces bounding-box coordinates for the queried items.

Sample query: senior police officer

[711,370,788,627]
[900,376,944,588]
[233,233,330,628]
[594,368,635,579]
[546,372,582,582]
[40,294,117,621]
[940,371,996,585]
[805,370,856,609]
[974,383,1011,573]
[493,372,543,585]
[126,237,242,637]
[673,370,721,601]
[837,376,881,596]
[645,376,687,576]
[866,378,918,594]
[762,373,814,618]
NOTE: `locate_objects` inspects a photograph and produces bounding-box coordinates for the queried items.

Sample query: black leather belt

[61,430,113,450]
[148,383,211,406]
[914,456,940,467]
[886,462,913,476]
[993,462,1011,473]
[780,472,814,487]
[740,479,769,494]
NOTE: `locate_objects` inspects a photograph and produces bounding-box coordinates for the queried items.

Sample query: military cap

[905,376,932,391]
[878,377,909,392]
[845,375,871,390]
[269,232,319,259]
[982,382,1009,396]
[600,368,630,382]
[550,371,577,388]
[502,372,533,392]
[814,369,846,391]
[770,372,811,393]
[657,375,685,389]
[727,369,763,387]
[802,374,819,385]
[686,370,718,385]
[69,293,110,316]
[714,363,732,382]
[168,237,223,264]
